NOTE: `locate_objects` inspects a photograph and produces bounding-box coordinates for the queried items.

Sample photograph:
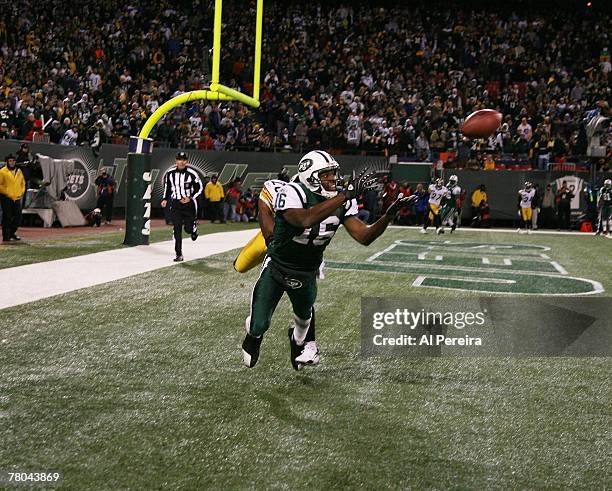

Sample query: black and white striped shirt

[163,167,203,201]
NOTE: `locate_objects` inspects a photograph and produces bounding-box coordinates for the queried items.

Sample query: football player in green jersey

[242,150,415,370]
[596,178,612,236]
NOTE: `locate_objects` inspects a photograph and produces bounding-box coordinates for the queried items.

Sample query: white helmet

[604,179,611,188]
[297,150,340,198]
[448,174,458,186]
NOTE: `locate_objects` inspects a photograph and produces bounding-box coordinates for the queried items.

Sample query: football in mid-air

[461,109,502,138]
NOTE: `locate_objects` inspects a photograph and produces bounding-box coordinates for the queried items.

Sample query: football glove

[343,167,378,201]
[386,193,418,217]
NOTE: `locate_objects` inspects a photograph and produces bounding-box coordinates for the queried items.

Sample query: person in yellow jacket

[0,154,26,242]
[204,174,224,223]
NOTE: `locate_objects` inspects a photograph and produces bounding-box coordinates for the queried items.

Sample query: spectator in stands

[60,125,79,146]
[382,179,399,214]
[517,118,533,143]
[416,132,430,161]
[94,169,115,224]
[225,178,243,222]
[483,154,495,170]
[556,180,574,230]
[0,154,25,242]
[205,175,224,223]
[0,123,10,140]
[0,0,609,163]
[48,121,62,144]
[540,184,557,229]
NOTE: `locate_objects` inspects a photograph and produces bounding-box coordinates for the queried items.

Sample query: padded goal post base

[123,137,153,246]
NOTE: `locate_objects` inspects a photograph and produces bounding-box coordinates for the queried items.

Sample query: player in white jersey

[234,178,288,272]
[421,178,450,235]
[517,181,536,233]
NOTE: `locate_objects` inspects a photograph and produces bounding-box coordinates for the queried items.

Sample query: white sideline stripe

[503,258,512,266]
[482,257,490,264]
[0,229,259,310]
[388,225,600,237]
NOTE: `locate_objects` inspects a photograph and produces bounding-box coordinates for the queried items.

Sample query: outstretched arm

[343,214,393,246]
[343,194,417,246]
[282,194,346,229]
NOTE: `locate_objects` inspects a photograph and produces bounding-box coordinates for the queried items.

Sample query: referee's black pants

[171,199,197,256]
[1,195,22,241]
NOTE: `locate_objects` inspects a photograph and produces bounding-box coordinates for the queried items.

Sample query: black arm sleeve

[162,171,172,201]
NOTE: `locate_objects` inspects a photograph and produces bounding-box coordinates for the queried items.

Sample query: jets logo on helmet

[297,150,340,199]
[298,159,314,173]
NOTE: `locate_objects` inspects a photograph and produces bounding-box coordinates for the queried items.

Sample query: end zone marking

[551,261,569,275]
[366,243,396,262]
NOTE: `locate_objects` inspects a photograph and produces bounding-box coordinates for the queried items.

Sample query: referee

[161,151,203,262]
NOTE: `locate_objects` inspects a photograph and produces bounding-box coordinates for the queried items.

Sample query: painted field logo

[327,240,603,295]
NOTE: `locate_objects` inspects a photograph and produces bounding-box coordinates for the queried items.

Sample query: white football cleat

[420,227,427,234]
[295,341,320,366]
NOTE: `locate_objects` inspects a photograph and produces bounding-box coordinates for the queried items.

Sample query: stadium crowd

[0,0,610,169]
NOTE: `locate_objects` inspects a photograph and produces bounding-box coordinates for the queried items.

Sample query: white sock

[292,315,311,346]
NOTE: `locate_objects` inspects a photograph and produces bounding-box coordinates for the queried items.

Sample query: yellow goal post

[138,0,263,139]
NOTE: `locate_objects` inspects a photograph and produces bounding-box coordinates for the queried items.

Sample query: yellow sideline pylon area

[138,0,263,139]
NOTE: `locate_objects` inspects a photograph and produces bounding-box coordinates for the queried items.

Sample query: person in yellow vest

[471,184,488,221]
[204,174,225,223]
[0,154,26,242]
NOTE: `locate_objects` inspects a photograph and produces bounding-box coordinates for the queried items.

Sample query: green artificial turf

[1,228,610,489]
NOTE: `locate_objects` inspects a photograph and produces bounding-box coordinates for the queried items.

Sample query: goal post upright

[123,0,264,246]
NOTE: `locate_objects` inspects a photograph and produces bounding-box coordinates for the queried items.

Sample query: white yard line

[0,229,259,311]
